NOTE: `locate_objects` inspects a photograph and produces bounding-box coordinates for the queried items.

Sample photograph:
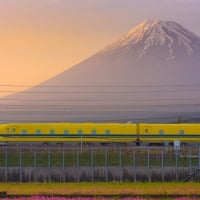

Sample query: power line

[1,83,200,88]
[0,115,198,123]
[0,97,200,103]
[1,103,200,111]
[1,89,200,94]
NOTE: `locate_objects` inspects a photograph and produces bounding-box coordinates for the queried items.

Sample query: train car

[0,122,137,143]
[139,123,200,143]
[1,122,200,145]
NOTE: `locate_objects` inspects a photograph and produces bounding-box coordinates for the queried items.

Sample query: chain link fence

[0,144,200,182]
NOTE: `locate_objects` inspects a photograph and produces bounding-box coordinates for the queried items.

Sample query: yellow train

[0,122,200,144]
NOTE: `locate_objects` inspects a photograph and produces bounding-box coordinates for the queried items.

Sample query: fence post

[19,147,22,167]
[105,148,108,182]
[147,147,151,182]
[189,148,192,171]
[48,147,51,182]
[34,147,36,182]
[62,146,65,182]
[175,148,178,181]
[19,147,22,182]
[80,136,83,154]
[76,148,79,182]
[119,148,122,182]
[161,148,164,182]
[91,148,94,182]
[5,146,8,182]
[198,146,200,168]
[133,148,136,182]
[48,147,51,169]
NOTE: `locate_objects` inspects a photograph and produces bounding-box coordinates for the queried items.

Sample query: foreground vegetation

[2,197,200,200]
[1,182,200,197]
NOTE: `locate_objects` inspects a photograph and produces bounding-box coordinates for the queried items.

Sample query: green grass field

[0,182,200,197]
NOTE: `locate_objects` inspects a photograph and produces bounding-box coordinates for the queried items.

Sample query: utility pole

[178,116,183,123]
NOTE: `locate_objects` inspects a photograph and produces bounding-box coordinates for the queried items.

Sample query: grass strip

[1,182,200,197]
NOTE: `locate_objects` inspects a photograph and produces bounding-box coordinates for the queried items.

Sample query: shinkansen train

[1,122,200,145]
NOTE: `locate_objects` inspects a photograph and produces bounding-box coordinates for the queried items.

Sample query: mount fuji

[1,19,200,122]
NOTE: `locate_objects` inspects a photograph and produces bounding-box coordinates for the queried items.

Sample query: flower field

[1,183,200,200]
[3,196,200,200]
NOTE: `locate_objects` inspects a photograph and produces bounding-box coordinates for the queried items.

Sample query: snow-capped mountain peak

[104,19,200,59]
[1,19,200,122]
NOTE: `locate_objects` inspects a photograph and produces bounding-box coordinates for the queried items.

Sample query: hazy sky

[0,0,200,95]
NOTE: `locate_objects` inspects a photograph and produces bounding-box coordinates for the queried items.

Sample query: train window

[22,130,26,134]
[13,128,16,132]
[105,130,110,135]
[159,130,164,135]
[145,129,148,133]
[36,130,41,135]
[91,130,96,135]
[179,130,184,135]
[50,130,55,135]
[78,130,83,135]
[64,130,69,135]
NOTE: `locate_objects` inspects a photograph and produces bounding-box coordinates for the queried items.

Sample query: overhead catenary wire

[1,97,200,102]
[1,83,200,88]
[0,104,199,112]
[0,84,199,123]
[0,89,200,94]
[0,103,200,107]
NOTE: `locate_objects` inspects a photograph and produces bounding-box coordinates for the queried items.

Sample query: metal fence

[0,144,200,182]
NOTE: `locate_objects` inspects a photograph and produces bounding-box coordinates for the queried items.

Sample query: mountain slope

[40,19,200,86]
[1,19,200,122]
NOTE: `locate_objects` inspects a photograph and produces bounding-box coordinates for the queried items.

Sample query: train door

[138,125,152,145]
[143,126,152,134]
